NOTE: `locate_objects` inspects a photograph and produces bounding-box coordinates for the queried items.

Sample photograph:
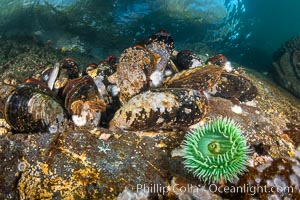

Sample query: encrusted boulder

[272,36,300,98]
[0,128,186,199]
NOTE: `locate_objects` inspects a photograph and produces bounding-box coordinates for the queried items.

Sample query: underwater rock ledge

[0,37,299,199]
[0,71,299,199]
[0,127,186,199]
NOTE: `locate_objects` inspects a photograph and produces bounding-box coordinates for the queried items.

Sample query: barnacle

[182,117,251,183]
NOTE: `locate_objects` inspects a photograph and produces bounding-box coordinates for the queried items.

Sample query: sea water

[0,0,299,70]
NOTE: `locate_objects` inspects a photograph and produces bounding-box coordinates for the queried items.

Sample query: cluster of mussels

[0,30,258,133]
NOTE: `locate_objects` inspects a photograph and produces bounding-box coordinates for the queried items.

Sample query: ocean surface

[0,0,300,70]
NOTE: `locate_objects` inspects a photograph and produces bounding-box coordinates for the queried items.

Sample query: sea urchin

[182,117,250,183]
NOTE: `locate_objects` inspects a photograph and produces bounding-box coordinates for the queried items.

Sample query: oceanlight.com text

[136,183,296,196]
[208,184,294,195]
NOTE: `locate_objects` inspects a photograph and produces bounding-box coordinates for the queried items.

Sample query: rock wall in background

[272,36,300,98]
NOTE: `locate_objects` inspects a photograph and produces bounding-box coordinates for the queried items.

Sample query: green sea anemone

[182,117,250,183]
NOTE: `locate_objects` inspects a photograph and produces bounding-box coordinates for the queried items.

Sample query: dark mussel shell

[38,67,53,82]
[144,31,176,76]
[82,61,119,128]
[98,60,117,78]
[105,55,118,70]
[162,65,257,102]
[38,58,80,95]
[83,61,115,81]
[52,58,80,94]
[62,76,106,126]
[143,30,175,54]
[59,58,80,79]
[82,63,98,78]
[83,62,118,105]
[23,78,54,94]
[213,72,258,102]
[109,88,208,131]
[146,41,170,73]
[39,58,80,83]
[0,83,16,117]
[162,65,223,91]
[176,50,203,71]
[116,45,155,104]
[88,61,120,127]
[4,85,67,132]
[205,54,228,67]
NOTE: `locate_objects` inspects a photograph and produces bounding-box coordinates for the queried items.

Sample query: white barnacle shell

[150,70,164,87]
[224,61,233,72]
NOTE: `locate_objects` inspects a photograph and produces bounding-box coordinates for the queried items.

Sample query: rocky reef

[0,37,97,84]
[0,34,299,199]
[272,36,300,98]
